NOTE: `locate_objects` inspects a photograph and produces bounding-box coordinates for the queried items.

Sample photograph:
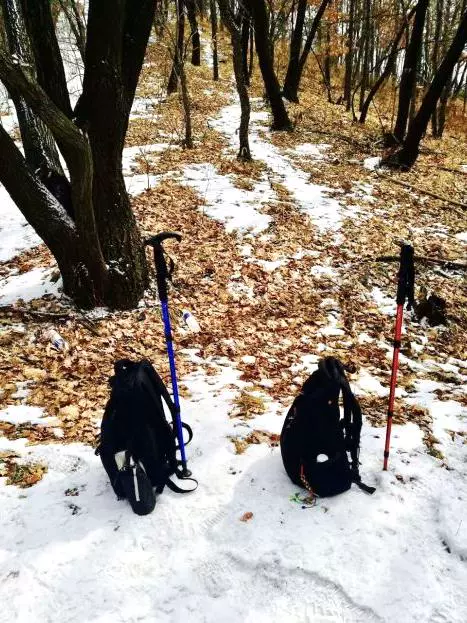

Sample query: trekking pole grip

[145,232,182,302]
[396,244,415,308]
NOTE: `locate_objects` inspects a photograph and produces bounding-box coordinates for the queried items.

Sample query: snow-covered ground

[1,65,466,623]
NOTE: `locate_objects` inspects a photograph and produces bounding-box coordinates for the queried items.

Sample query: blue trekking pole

[145,232,191,478]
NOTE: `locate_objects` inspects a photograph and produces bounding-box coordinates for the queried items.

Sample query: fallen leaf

[240,511,253,522]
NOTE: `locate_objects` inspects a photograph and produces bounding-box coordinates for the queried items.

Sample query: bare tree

[0,0,156,309]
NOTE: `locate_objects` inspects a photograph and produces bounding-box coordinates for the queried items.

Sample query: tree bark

[186,0,201,66]
[245,0,291,130]
[391,0,429,144]
[79,0,150,308]
[284,0,332,103]
[344,0,356,110]
[282,0,307,103]
[359,6,416,124]
[217,0,251,159]
[20,0,73,117]
[168,0,185,94]
[383,10,467,169]
[210,0,219,81]
[241,9,250,86]
[1,0,65,178]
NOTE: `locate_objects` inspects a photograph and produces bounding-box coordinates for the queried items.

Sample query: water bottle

[43,328,69,351]
[182,310,200,333]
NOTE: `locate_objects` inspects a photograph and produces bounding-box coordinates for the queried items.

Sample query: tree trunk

[245,0,291,130]
[359,0,371,111]
[186,0,201,66]
[391,0,429,144]
[1,0,64,175]
[217,0,251,159]
[283,0,332,103]
[248,22,254,79]
[210,0,219,81]
[282,0,307,103]
[58,0,86,61]
[168,0,185,95]
[359,6,416,124]
[179,61,193,148]
[324,17,331,88]
[241,10,250,86]
[383,10,467,169]
[80,0,150,308]
[0,123,101,307]
[20,0,72,117]
[344,0,356,110]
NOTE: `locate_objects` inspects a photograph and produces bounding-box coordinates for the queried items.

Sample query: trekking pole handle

[145,232,182,302]
[396,244,415,308]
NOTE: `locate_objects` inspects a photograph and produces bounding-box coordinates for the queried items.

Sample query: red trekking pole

[383,244,415,471]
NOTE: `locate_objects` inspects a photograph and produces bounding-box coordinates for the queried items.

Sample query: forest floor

[0,30,466,623]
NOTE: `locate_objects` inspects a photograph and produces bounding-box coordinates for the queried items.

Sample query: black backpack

[96,359,196,515]
[281,357,375,498]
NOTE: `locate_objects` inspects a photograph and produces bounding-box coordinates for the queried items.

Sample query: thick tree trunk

[80,0,149,308]
[210,0,219,81]
[245,0,291,130]
[383,10,467,169]
[0,118,105,308]
[282,0,307,103]
[391,0,429,144]
[186,0,201,66]
[217,0,251,159]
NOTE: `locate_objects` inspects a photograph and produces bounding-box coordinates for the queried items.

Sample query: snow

[0,405,59,427]
[181,163,273,233]
[1,47,467,623]
[292,143,330,158]
[0,184,42,262]
[1,363,466,622]
[211,102,344,233]
[364,156,382,171]
[0,268,62,305]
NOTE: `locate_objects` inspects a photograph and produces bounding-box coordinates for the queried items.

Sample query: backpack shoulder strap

[323,358,376,495]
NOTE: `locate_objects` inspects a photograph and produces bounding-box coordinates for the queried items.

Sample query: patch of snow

[181,163,273,233]
[355,369,389,396]
[1,363,466,622]
[310,264,337,278]
[0,184,42,262]
[364,156,382,171]
[292,143,330,158]
[0,405,59,427]
[371,286,396,315]
[211,102,344,232]
[0,268,61,305]
[241,355,256,365]
[455,231,467,242]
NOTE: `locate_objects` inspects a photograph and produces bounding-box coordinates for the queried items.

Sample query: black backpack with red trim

[280,357,375,498]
